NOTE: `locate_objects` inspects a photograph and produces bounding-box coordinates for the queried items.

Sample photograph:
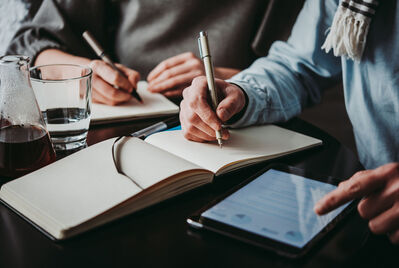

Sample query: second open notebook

[90,81,179,124]
[0,125,322,240]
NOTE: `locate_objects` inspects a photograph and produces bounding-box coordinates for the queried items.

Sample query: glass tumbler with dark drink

[0,55,56,182]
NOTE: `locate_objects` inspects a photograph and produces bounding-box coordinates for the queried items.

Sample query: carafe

[0,55,56,181]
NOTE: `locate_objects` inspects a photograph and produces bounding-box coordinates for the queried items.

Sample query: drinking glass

[30,64,92,152]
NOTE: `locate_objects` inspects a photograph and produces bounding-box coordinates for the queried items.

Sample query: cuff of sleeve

[224,80,264,128]
[7,37,65,67]
[29,41,66,66]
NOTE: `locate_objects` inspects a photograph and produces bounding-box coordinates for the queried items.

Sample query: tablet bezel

[187,163,357,258]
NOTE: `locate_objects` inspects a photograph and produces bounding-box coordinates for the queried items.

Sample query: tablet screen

[201,169,349,248]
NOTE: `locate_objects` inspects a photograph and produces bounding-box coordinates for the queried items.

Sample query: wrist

[214,67,241,80]
[224,83,249,125]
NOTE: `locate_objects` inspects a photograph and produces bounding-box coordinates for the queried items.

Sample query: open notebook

[90,81,179,124]
[0,125,322,240]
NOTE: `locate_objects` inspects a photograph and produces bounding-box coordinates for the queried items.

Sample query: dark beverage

[0,124,56,180]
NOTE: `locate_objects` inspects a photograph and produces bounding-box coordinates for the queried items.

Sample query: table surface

[0,117,397,268]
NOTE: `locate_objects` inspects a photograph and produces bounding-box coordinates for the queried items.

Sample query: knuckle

[191,58,202,68]
[182,88,189,99]
[161,61,169,70]
[353,170,367,178]
[345,181,361,195]
[192,76,206,85]
[163,69,172,79]
[89,60,101,71]
[180,99,186,109]
[186,52,195,58]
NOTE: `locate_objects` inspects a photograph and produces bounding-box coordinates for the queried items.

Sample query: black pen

[82,31,143,103]
[130,117,180,139]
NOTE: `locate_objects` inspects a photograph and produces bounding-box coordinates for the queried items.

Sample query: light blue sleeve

[228,0,342,128]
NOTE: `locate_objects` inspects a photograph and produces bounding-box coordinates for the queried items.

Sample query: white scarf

[322,0,379,61]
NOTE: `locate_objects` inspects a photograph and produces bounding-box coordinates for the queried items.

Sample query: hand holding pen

[179,31,246,145]
[83,31,142,105]
[180,77,245,143]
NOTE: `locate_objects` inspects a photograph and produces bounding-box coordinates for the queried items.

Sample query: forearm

[226,0,342,128]
[7,0,106,67]
[35,49,91,66]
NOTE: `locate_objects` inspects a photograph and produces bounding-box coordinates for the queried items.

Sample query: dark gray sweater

[7,0,268,76]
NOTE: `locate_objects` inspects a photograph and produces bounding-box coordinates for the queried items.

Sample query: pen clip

[198,38,203,59]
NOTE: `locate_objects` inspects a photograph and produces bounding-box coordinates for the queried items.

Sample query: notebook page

[91,81,179,124]
[115,137,207,189]
[145,125,322,174]
[1,139,140,230]
[0,137,207,235]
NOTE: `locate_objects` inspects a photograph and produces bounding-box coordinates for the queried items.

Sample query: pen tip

[217,139,223,149]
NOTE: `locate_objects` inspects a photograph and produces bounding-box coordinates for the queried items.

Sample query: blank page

[145,125,322,174]
[0,139,140,230]
[0,137,207,238]
[91,81,179,124]
[115,137,207,189]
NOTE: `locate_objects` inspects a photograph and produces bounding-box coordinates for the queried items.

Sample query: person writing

[179,0,399,244]
[7,0,268,105]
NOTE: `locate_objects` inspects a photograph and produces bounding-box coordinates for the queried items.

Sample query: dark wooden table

[0,117,397,267]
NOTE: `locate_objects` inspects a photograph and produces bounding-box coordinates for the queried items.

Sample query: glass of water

[30,64,92,152]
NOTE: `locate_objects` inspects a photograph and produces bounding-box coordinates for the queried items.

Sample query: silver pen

[198,31,223,148]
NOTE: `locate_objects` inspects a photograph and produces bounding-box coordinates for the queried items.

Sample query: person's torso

[341,0,399,169]
[111,0,267,76]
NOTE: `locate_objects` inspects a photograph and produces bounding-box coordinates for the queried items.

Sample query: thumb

[216,94,242,122]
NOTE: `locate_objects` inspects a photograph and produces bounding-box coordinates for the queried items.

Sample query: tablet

[187,164,356,258]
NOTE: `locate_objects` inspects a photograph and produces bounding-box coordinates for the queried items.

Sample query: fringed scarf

[322,0,379,61]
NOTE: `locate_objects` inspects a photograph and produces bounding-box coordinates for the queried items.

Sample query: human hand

[179,76,246,142]
[147,52,205,98]
[314,162,399,244]
[88,60,140,105]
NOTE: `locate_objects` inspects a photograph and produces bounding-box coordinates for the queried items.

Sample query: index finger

[89,60,133,92]
[183,77,222,131]
[115,63,140,88]
[147,52,194,81]
[314,170,385,215]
